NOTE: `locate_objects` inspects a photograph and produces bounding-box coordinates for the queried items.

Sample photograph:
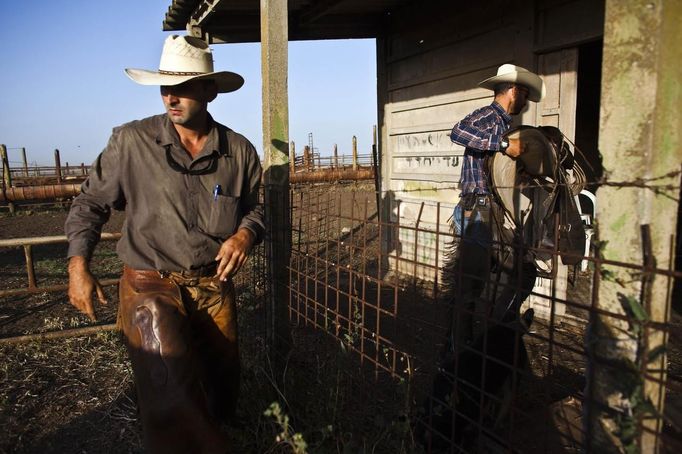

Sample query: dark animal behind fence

[415,309,534,452]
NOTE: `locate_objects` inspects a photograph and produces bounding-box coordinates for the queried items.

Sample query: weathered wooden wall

[377,0,604,298]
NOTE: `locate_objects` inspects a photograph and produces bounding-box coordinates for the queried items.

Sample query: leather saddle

[487,125,586,276]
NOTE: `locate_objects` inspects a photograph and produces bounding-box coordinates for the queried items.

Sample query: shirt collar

[491,101,513,125]
[154,113,221,158]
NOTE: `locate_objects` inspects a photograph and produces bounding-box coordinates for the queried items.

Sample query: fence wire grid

[1,180,680,453]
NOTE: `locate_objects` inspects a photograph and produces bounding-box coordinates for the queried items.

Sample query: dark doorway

[574,40,604,195]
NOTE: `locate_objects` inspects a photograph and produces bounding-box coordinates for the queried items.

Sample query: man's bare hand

[505,137,525,158]
[215,228,256,281]
[67,256,107,321]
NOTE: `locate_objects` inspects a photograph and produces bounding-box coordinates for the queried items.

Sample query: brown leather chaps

[118,266,239,454]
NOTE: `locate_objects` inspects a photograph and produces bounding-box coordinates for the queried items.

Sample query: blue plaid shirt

[450,101,512,196]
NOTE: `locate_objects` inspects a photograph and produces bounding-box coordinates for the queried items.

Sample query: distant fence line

[1,137,378,209]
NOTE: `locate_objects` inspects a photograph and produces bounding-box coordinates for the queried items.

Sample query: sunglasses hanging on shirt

[164,145,222,175]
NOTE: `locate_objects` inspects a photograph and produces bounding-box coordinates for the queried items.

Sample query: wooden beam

[586,1,682,452]
[298,0,346,24]
[260,0,292,359]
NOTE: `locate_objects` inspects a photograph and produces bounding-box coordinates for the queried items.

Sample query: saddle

[486,125,586,276]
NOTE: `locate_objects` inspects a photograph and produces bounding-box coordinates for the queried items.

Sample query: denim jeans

[453,203,492,249]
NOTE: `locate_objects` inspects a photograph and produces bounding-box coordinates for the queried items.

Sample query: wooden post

[24,245,37,289]
[1,144,10,188]
[21,148,28,177]
[586,1,682,452]
[333,144,339,169]
[1,144,15,214]
[352,135,358,171]
[261,0,292,360]
[54,149,62,184]
[289,141,295,174]
[303,145,311,172]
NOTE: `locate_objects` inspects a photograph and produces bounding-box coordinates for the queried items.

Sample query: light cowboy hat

[479,64,545,102]
[125,35,244,93]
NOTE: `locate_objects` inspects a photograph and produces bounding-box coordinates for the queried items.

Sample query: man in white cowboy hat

[445,63,545,345]
[65,34,264,452]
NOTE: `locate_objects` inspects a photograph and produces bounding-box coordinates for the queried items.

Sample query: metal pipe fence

[0,233,121,298]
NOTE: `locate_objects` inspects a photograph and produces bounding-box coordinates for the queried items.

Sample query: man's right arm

[450,107,505,151]
[65,130,125,320]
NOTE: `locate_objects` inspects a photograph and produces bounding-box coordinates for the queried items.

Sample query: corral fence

[1,181,680,453]
[0,139,377,209]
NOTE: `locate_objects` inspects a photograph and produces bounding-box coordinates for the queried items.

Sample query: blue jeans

[453,203,492,250]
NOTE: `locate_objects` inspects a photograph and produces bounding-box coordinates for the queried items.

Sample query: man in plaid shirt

[447,64,545,344]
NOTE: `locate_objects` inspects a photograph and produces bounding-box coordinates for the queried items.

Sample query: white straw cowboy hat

[479,64,545,102]
[125,35,244,93]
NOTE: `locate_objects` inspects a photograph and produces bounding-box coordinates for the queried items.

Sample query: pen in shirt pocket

[213,184,222,201]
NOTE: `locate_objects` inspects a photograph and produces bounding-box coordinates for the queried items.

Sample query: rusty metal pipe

[0,183,81,202]
[0,278,119,298]
[0,233,120,248]
[0,323,117,345]
[290,168,374,184]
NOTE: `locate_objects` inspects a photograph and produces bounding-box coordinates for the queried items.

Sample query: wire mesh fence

[284,181,682,453]
[1,180,680,452]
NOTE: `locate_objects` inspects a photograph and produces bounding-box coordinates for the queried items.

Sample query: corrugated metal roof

[163,0,412,43]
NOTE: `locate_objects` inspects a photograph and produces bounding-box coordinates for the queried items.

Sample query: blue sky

[0,0,377,166]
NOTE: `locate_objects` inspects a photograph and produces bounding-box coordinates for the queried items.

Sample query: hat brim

[479,71,545,102]
[125,68,244,93]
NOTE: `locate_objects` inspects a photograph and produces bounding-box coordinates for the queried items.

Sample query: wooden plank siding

[377,0,604,289]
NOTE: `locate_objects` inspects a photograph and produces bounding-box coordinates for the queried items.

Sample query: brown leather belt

[164,263,217,278]
[123,264,218,280]
[461,193,491,210]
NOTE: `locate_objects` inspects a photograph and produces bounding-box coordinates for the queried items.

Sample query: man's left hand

[215,228,256,281]
[504,137,525,158]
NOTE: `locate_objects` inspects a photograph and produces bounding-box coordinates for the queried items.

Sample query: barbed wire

[1,159,680,199]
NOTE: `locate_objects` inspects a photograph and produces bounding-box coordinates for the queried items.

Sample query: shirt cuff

[237,221,264,246]
[67,238,95,260]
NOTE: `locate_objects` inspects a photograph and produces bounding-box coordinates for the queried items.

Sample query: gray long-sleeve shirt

[65,113,265,271]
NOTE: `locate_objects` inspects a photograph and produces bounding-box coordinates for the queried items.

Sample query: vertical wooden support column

[261,0,292,358]
[586,1,682,452]
[333,144,339,169]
